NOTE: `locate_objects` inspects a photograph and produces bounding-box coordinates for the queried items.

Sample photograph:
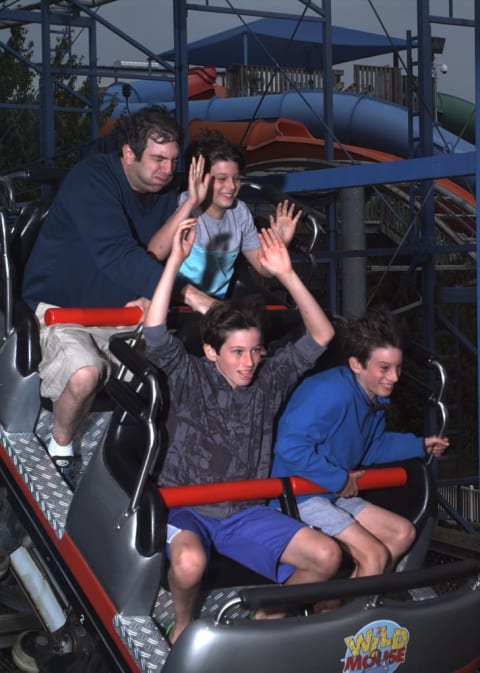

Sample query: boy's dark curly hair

[342,305,407,366]
[200,295,267,353]
[117,105,184,159]
[185,128,246,173]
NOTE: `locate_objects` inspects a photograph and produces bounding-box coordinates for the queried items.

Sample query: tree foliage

[0,9,110,175]
[0,21,38,171]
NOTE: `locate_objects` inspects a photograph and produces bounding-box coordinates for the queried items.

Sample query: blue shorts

[167,505,307,583]
[298,496,368,537]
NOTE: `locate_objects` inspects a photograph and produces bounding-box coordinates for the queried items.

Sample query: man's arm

[257,228,334,347]
[144,219,197,328]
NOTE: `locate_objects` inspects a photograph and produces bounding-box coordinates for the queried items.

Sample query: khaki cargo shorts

[35,302,133,401]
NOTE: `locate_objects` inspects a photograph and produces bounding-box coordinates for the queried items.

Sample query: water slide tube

[104,87,475,163]
[436,92,475,145]
[101,66,225,110]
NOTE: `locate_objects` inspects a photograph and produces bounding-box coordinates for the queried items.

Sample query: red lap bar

[44,306,143,326]
[159,467,407,508]
[45,305,287,325]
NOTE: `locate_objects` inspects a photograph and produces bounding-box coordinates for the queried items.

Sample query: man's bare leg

[50,366,101,451]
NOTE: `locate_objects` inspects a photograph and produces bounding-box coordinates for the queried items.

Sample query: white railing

[439,484,480,524]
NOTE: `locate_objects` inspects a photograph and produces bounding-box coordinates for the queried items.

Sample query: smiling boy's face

[205,160,241,218]
[203,327,263,388]
[349,346,403,400]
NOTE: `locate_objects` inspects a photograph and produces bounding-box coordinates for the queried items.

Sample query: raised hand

[170,218,197,265]
[257,227,292,278]
[269,199,302,246]
[188,154,211,208]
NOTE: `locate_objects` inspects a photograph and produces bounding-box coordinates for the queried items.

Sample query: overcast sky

[94,0,475,102]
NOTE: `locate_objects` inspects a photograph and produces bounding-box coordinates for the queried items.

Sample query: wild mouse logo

[341,619,410,672]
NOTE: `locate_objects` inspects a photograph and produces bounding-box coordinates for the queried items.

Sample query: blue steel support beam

[39,0,55,165]
[88,15,99,139]
[254,151,475,192]
[417,0,436,363]
[173,0,189,164]
[0,8,89,27]
[321,0,338,314]
[475,1,480,491]
[185,4,322,21]
[416,1,438,439]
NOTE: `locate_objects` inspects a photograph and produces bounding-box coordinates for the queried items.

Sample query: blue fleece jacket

[22,152,178,310]
[271,365,425,500]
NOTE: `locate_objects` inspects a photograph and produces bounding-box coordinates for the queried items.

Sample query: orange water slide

[189,116,475,206]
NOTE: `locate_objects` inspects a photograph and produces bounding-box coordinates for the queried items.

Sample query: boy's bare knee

[311,535,342,575]
[170,536,207,589]
[289,527,342,579]
[358,540,390,575]
[396,520,417,556]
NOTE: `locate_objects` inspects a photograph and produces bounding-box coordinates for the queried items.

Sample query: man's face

[349,346,402,399]
[206,160,241,218]
[203,327,263,388]
[122,136,179,192]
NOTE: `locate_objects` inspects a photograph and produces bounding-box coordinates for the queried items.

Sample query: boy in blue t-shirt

[148,129,301,298]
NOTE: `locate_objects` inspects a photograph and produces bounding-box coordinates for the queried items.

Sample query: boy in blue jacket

[271,306,449,578]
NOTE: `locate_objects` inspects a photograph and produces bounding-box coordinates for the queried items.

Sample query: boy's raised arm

[147,155,209,261]
[144,219,197,329]
[257,228,334,347]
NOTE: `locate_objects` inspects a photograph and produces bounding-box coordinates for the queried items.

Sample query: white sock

[48,437,74,458]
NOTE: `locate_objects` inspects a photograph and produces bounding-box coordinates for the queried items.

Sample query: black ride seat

[0,198,47,432]
[67,332,168,615]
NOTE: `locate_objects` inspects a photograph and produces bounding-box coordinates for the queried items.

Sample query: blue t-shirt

[177,192,260,298]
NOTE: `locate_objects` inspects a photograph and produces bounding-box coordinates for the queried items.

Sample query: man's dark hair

[185,128,246,173]
[117,105,184,159]
[200,295,267,353]
[342,305,407,367]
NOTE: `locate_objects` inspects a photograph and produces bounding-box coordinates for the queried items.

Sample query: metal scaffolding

[0,0,478,497]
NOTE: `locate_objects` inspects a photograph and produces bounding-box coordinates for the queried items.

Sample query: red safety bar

[44,305,289,326]
[44,307,143,326]
[158,467,407,508]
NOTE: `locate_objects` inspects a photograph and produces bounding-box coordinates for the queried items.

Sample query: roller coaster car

[0,176,479,673]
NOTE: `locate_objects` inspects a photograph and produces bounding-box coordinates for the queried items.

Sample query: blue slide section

[105,88,474,161]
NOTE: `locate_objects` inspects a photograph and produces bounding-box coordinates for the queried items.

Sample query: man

[143,220,341,645]
[22,105,214,476]
[271,306,449,578]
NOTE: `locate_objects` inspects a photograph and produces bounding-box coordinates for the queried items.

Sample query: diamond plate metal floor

[0,410,254,673]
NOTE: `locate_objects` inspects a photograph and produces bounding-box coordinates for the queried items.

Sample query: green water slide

[436,92,475,145]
